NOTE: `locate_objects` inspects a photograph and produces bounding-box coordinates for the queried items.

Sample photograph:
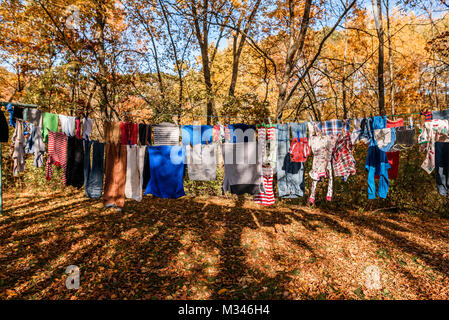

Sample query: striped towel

[254,166,275,206]
[153,122,179,146]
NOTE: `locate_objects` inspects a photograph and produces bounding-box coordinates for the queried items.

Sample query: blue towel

[181,125,213,145]
[144,145,186,199]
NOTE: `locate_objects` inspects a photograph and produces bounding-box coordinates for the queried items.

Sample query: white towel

[59,115,76,136]
[125,145,146,201]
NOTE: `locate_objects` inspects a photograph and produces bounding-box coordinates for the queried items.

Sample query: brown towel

[104,121,121,144]
[103,143,127,208]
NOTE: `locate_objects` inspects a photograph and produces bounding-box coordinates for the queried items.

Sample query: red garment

[386,118,402,179]
[46,131,68,185]
[376,118,403,180]
[387,118,403,128]
[332,131,356,180]
[75,117,82,139]
[120,122,138,145]
[289,137,310,162]
[254,167,275,206]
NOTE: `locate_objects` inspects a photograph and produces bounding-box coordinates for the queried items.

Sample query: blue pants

[84,140,105,199]
[365,140,390,199]
[276,123,305,198]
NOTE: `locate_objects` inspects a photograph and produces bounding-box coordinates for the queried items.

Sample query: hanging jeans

[66,136,84,188]
[84,140,105,199]
[365,139,390,199]
[435,142,449,196]
[276,123,305,198]
[103,143,127,208]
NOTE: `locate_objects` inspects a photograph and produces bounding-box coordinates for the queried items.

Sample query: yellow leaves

[5,289,17,298]
[217,288,228,294]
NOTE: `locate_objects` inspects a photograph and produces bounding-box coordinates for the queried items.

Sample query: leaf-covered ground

[1,188,449,300]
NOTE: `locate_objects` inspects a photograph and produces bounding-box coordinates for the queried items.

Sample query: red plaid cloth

[332,131,356,181]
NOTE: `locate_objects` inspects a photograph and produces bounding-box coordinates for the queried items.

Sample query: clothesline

[4,100,449,213]
[1,101,440,126]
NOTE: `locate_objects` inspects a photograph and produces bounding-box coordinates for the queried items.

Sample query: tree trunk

[373,0,386,116]
[191,0,217,125]
[95,4,109,120]
[386,0,395,114]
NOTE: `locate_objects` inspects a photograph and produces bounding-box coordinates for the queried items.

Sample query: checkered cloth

[332,131,356,181]
[315,119,351,136]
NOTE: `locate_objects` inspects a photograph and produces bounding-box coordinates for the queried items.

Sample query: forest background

[1,0,449,212]
[2,0,449,300]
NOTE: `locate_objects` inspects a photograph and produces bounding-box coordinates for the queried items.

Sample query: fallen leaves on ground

[1,188,449,300]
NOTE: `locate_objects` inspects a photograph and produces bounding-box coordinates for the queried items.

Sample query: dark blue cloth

[0,111,9,142]
[144,145,185,199]
[227,123,256,143]
[7,104,15,127]
[181,125,213,145]
[435,142,449,196]
[84,140,104,199]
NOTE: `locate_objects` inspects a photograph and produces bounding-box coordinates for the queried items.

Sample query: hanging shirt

[351,118,369,144]
[185,144,217,181]
[59,115,76,137]
[144,145,186,199]
[120,122,138,145]
[389,127,416,152]
[314,119,351,136]
[42,112,59,143]
[30,125,45,168]
[82,118,94,140]
[419,119,449,174]
[46,131,68,185]
[332,130,356,181]
[12,119,26,176]
[222,142,263,195]
[308,133,337,203]
[23,109,42,126]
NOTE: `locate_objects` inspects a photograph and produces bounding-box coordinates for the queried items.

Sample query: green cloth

[42,112,58,143]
